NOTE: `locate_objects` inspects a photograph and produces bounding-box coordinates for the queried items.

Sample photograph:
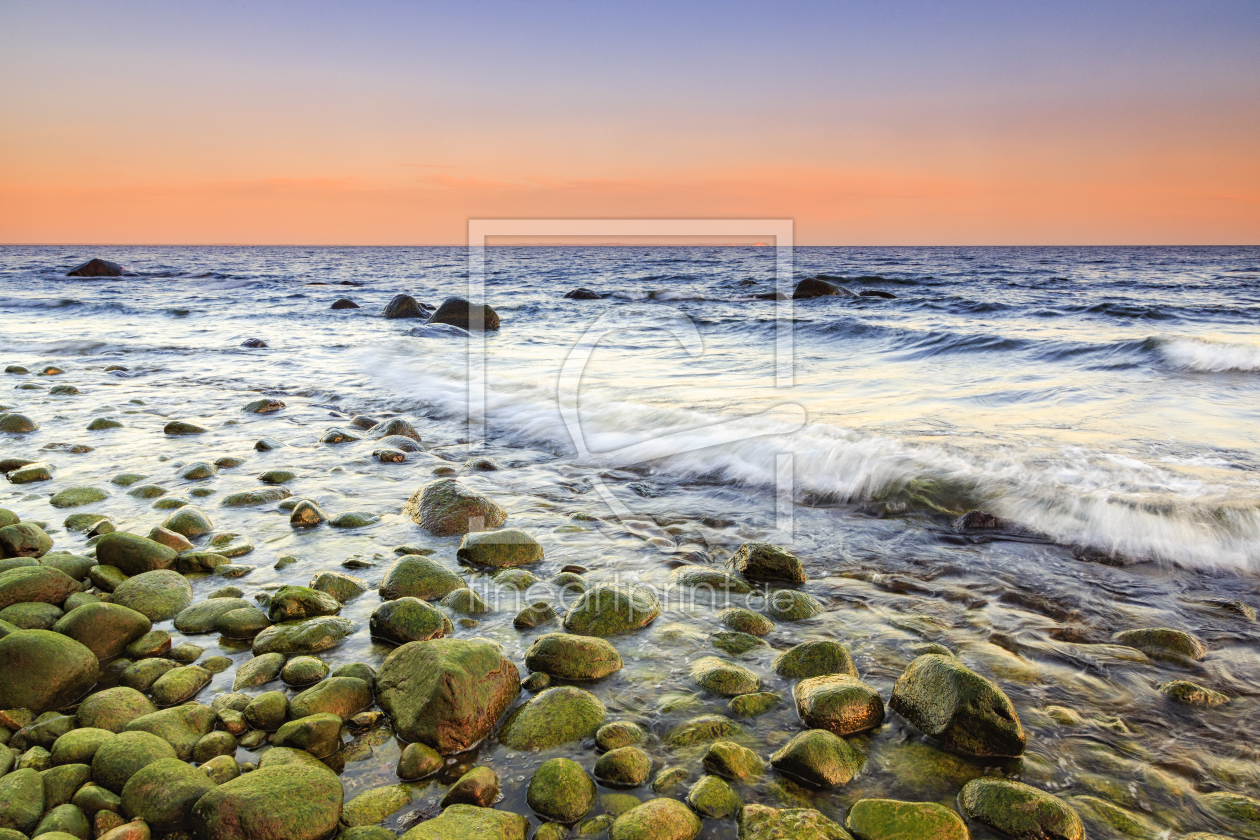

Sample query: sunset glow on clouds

[2,0,1257,244]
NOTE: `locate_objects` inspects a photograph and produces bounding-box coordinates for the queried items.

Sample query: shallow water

[1,245,1258,837]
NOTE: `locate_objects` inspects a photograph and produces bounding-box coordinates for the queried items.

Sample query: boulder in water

[793,277,853,299]
[382,294,429,319]
[0,629,99,712]
[564,288,603,300]
[958,779,1084,840]
[426,296,501,331]
[67,258,124,277]
[331,298,360,310]
[859,289,897,299]
[191,762,343,840]
[403,479,507,536]
[889,653,1026,757]
[240,338,267,348]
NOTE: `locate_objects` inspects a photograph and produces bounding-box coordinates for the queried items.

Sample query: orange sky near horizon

[2,1,1258,246]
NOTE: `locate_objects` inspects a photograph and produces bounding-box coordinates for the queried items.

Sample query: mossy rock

[87,418,123,431]
[737,804,852,840]
[564,584,662,637]
[702,740,764,782]
[795,674,885,736]
[330,510,380,528]
[845,799,968,840]
[440,587,491,615]
[124,703,215,759]
[120,756,215,831]
[370,597,448,644]
[173,597,252,633]
[76,686,156,732]
[729,691,782,718]
[376,637,521,753]
[51,728,115,765]
[95,532,177,576]
[111,569,193,621]
[161,506,214,538]
[243,398,286,414]
[889,654,1026,758]
[691,656,760,696]
[1112,628,1206,661]
[8,462,53,484]
[766,590,825,621]
[456,529,544,568]
[595,746,652,787]
[191,763,343,840]
[91,730,178,793]
[0,600,62,629]
[0,523,54,560]
[1160,680,1229,707]
[396,742,443,780]
[0,413,38,433]
[671,564,753,593]
[0,629,99,712]
[221,487,291,507]
[959,779,1083,840]
[711,630,768,655]
[268,585,341,622]
[526,632,624,681]
[310,570,367,602]
[42,763,92,808]
[596,721,649,752]
[775,640,858,679]
[687,774,742,819]
[652,767,690,795]
[49,486,110,508]
[164,421,208,435]
[274,712,343,758]
[497,686,606,750]
[178,461,217,480]
[251,615,358,655]
[128,484,167,499]
[192,730,237,762]
[770,729,865,788]
[218,606,272,638]
[343,784,412,827]
[232,651,285,690]
[727,542,806,583]
[404,479,508,536]
[440,766,501,808]
[379,556,465,601]
[261,469,297,484]
[514,601,557,630]
[54,602,152,660]
[399,804,528,840]
[666,715,741,747]
[289,675,373,720]
[282,654,330,686]
[718,607,774,636]
[118,657,178,692]
[243,691,289,731]
[609,798,702,840]
[1202,791,1260,833]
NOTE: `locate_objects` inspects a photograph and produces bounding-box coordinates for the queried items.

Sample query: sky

[1,0,1258,245]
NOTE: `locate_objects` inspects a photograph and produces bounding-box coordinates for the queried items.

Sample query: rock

[1112,628,1207,661]
[331,298,359,310]
[719,607,774,636]
[396,742,443,780]
[148,665,213,707]
[51,729,114,765]
[240,338,268,348]
[111,570,193,621]
[42,553,97,583]
[42,763,91,809]
[76,687,156,732]
[958,779,1083,840]
[259,469,296,484]
[380,434,422,452]
[0,413,39,433]
[427,297,500,331]
[404,479,507,536]
[192,730,236,763]
[91,730,178,793]
[67,258,124,277]
[666,715,741,747]
[95,533,177,576]
[844,799,967,840]
[0,629,98,711]
[191,762,343,840]
[379,556,465,601]
[289,676,373,720]
[382,294,429,319]
[610,799,702,840]
[273,713,343,758]
[376,638,520,753]
[251,616,358,655]
[1160,679,1229,707]
[775,640,857,678]
[497,686,605,750]
[164,420,207,435]
[701,741,764,782]
[232,652,284,689]
[243,691,288,731]
[737,804,851,840]
[343,784,411,827]
[370,597,448,644]
[173,597,252,633]
[268,585,341,622]
[889,654,1026,758]
[793,278,851,299]
[564,288,603,299]
[0,768,43,833]
[118,658,177,691]
[439,587,489,615]
[242,398,285,414]
[89,565,127,592]
[375,447,407,463]
[766,590,825,620]
[328,510,378,528]
[8,462,53,484]
[281,655,330,686]
[795,675,885,736]
[441,766,500,808]
[564,584,661,637]
[0,523,54,559]
[400,804,527,840]
[651,767,689,795]
[525,633,623,681]
[178,462,216,481]
[217,606,271,638]
[528,757,597,823]
[120,757,214,832]
[769,729,865,788]
[691,657,760,696]
[726,542,806,582]
[595,746,652,787]
[369,417,421,441]
[513,601,557,630]
[289,500,326,527]
[309,570,366,602]
[456,529,544,568]
[0,600,61,628]
[255,437,284,451]
[671,565,753,593]
[1201,791,1260,831]
[221,487,291,506]
[54,603,152,660]
[687,775,741,818]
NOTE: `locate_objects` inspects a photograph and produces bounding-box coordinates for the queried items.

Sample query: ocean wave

[0,297,82,309]
[1155,336,1260,372]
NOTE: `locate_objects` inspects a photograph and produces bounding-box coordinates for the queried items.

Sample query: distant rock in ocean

[793,277,856,299]
[564,288,603,300]
[859,290,897,299]
[382,294,431,319]
[331,298,359,310]
[427,297,500,331]
[240,338,268,348]
[67,258,124,277]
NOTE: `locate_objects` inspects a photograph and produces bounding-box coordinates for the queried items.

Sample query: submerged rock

[376,638,520,753]
[793,277,852,299]
[775,640,858,678]
[564,288,604,300]
[765,590,825,621]
[959,779,1084,840]
[691,656,760,696]
[379,555,465,601]
[795,674,885,736]
[382,294,429,319]
[404,479,507,536]
[889,654,1026,758]
[1160,679,1229,707]
[457,528,544,568]
[1112,628,1207,661]
[331,297,360,310]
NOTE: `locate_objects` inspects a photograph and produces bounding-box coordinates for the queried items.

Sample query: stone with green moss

[111,569,193,620]
[610,799,702,840]
[959,779,1083,840]
[795,674,885,736]
[770,729,865,788]
[0,629,99,712]
[526,632,623,681]
[729,691,781,719]
[671,564,753,593]
[456,528,544,568]
[268,585,340,622]
[164,420,207,435]
[844,799,968,840]
[889,654,1025,758]
[120,756,215,832]
[0,413,37,433]
[711,631,768,656]
[1160,680,1229,707]
[0,600,61,629]
[8,462,53,484]
[687,775,741,819]
[124,703,215,760]
[310,570,366,602]
[221,487,291,507]
[595,746,651,788]
[118,658,178,692]
[173,596,251,633]
[1112,628,1206,661]
[91,730,178,793]
[0,523,54,559]
[727,542,806,583]
[380,555,465,601]
[564,584,662,637]
[76,686,156,732]
[405,479,508,536]
[396,742,443,780]
[514,601,557,629]
[691,656,760,696]
[775,640,857,678]
[243,691,288,731]
[701,740,764,781]
[330,510,380,528]
[441,587,491,615]
[96,532,178,575]
[370,597,448,644]
[51,729,114,766]
[1202,792,1260,832]
[87,417,123,430]
[273,712,343,758]
[498,685,606,750]
[737,804,852,840]
[54,602,152,660]
[289,676,373,720]
[251,615,358,655]
[343,784,412,827]
[400,804,528,840]
[666,715,741,747]
[152,496,190,509]
[597,721,648,752]
[766,590,825,621]
[49,486,109,508]
[191,762,343,840]
[0,771,39,831]
[495,568,541,590]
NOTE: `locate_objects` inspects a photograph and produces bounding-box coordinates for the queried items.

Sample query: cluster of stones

[2,385,1256,840]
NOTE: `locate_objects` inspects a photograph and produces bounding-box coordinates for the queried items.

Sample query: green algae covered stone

[0,565,76,608]
[738,804,852,840]
[95,532,177,576]
[191,763,343,840]
[370,597,448,644]
[564,584,662,637]
[766,589,825,621]
[687,775,742,819]
[727,541,806,583]
[1112,627,1206,661]
[528,757,597,824]
[273,712,343,758]
[343,784,412,827]
[525,632,623,681]
[889,654,1026,758]
[379,555,465,601]
[91,730,178,793]
[49,486,110,508]
[111,569,193,621]
[769,729,865,788]
[0,523,54,559]
[400,804,528,840]
[845,799,968,840]
[702,740,764,782]
[120,757,215,831]
[456,528,544,568]
[666,715,741,747]
[775,640,858,678]
[54,603,152,660]
[497,685,606,751]
[729,691,782,719]
[959,779,1083,840]
[404,479,508,536]
[691,656,760,696]
[795,674,885,736]
[610,798,702,840]
[0,629,99,712]
[251,615,358,655]
[0,768,44,834]
[594,746,652,787]
[289,676,373,720]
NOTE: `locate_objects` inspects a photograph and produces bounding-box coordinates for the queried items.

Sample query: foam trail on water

[1157,336,1260,372]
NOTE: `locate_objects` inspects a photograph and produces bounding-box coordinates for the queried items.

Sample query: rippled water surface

[1,245,1258,838]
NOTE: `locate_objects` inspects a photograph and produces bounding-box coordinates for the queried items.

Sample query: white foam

[1158,336,1260,372]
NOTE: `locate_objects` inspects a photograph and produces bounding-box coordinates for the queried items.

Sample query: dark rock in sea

[889,653,1026,757]
[427,296,501,331]
[67,258,124,277]
[240,338,268,348]
[564,288,604,300]
[793,277,855,299]
[381,294,429,319]
[959,779,1084,840]
[859,290,897,299]
[956,510,1004,529]
[331,298,360,310]
[404,479,507,536]
[753,291,789,300]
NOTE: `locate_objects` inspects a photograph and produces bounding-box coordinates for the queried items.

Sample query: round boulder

[403,479,507,536]
[191,762,343,840]
[0,629,99,712]
[888,654,1026,758]
[525,633,623,681]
